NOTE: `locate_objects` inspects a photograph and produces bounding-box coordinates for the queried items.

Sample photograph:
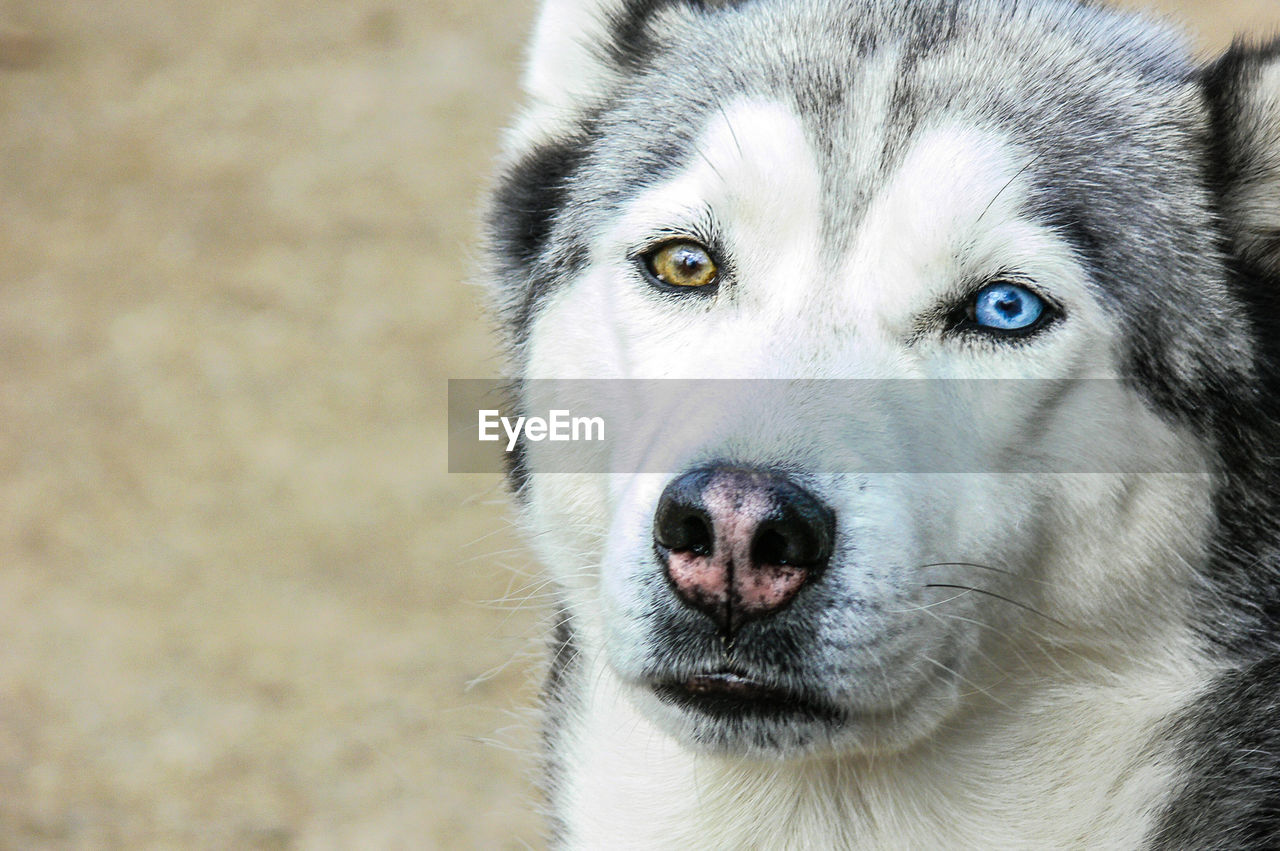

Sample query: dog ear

[1203,39,1280,279]
[519,0,736,135]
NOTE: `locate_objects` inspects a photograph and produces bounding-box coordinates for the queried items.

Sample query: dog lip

[682,671,777,699]
[652,671,845,722]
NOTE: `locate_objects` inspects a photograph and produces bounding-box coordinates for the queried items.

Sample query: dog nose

[653,467,835,635]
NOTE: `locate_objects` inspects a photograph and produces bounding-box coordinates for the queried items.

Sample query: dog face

[486,0,1279,759]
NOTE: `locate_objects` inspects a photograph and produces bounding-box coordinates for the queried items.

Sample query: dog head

[484,0,1280,757]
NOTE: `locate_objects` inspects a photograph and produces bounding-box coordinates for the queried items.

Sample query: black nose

[653,467,835,635]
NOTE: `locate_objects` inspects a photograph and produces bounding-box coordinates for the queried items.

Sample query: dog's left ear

[1203,39,1280,278]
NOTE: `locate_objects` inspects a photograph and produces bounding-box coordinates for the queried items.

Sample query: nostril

[750,519,827,567]
[678,515,713,556]
[653,481,715,554]
[654,469,715,554]
[751,526,790,565]
[656,509,713,555]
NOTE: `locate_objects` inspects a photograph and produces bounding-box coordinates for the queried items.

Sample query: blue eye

[971,282,1046,332]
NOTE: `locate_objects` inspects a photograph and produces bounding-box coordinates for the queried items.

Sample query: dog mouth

[651,671,846,724]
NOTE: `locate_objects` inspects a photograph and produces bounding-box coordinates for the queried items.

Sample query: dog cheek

[526,473,613,593]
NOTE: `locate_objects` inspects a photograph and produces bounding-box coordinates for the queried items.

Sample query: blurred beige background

[0,1,1276,848]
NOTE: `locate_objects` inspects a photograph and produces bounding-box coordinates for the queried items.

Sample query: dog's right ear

[1202,39,1280,280]
[517,0,738,139]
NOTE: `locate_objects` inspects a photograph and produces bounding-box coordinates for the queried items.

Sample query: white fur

[558,645,1209,849]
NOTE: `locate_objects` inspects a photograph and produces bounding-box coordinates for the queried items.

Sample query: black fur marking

[488,132,596,349]
[1195,36,1280,649]
[1033,199,1108,268]
[1153,656,1280,849]
[498,379,532,500]
[1201,37,1280,274]
[1201,37,1280,177]
[604,0,688,74]
[539,609,580,848]
[1202,250,1280,652]
[490,141,583,270]
[603,0,751,75]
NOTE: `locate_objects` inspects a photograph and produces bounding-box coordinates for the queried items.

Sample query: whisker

[695,146,726,182]
[915,606,1021,677]
[718,102,745,160]
[459,545,539,566]
[923,608,1071,677]
[918,562,1061,591]
[911,584,1097,670]
[457,524,517,551]
[922,583,1069,629]
[920,654,1012,710]
[885,588,974,614]
[976,151,1044,224]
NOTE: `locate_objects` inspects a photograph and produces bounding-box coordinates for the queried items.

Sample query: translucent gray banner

[447,379,1211,474]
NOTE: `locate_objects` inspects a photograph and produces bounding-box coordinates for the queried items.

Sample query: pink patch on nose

[733,563,809,614]
[665,550,730,615]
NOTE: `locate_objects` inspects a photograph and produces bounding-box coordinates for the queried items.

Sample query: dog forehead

[582,0,1197,235]
[619,95,1026,291]
[581,3,1221,291]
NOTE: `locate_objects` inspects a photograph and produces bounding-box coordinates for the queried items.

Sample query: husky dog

[482,0,1280,846]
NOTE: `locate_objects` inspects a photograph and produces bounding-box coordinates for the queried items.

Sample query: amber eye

[641,240,719,289]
